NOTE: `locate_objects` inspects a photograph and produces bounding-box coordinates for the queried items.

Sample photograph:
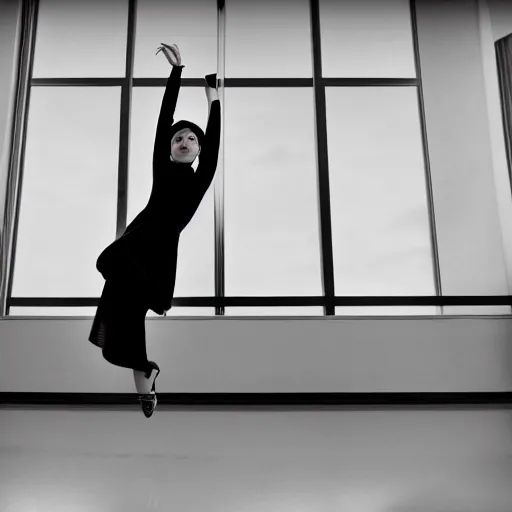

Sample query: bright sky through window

[319,0,416,78]
[326,86,435,296]
[32,0,129,78]
[11,87,120,298]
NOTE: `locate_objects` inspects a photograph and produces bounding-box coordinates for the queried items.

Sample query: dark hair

[169,120,205,147]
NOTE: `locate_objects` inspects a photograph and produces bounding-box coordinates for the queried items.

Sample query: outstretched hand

[156,43,182,67]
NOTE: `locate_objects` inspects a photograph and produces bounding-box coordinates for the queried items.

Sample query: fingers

[161,43,181,58]
[156,43,181,66]
[162,42,179,53]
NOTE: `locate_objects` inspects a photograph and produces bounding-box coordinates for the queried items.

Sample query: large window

[5,0,510,317]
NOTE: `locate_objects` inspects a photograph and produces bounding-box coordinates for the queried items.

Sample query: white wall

[0,0,512,395]
[1,316,512,393]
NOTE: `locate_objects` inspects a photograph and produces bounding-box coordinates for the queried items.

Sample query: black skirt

[88,271,153,374]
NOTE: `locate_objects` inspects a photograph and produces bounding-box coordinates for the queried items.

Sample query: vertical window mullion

[2,0,39,317]
[215,0,226,315]
[310,0,335,315]
[116,0,137,239]
[409,0,442,305]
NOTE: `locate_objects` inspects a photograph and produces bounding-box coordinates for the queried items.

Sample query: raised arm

[153,44,184,163]
[153,65,183,161]
[178,80,221,231]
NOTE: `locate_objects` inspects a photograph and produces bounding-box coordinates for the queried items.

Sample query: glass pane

[224,88,322,296]
[225,0,312,77]
[326,87,434,296]
[12,87,120,297]
[334,306,512,316]
[129,87,214,296]
[32,0,128,78]
[319,0,415,78]
[225,307,324,316]
[336,306,437,316]
[441,306,511,315]
[8,307,98,316]
[134,0,217,78]
[147,307,215,317]
[165,307,215,316]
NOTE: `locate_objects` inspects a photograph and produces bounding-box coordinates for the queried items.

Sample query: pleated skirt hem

[88,273,152,374]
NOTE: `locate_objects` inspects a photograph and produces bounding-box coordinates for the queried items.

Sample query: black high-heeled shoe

[138,392,157,418]
[139,361,161,418]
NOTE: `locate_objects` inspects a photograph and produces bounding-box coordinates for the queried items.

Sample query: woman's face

[170,128,201,164]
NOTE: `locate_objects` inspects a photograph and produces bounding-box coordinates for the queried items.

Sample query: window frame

[3,0,509,317]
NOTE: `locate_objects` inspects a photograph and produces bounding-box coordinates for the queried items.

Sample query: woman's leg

[133,366,159,394]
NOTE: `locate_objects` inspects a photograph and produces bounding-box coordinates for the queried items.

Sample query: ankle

[133,369,152,394]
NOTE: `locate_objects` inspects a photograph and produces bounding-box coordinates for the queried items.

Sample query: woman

[88,44,221,418]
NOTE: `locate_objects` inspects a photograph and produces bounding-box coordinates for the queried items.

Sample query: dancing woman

[88,44,221,418]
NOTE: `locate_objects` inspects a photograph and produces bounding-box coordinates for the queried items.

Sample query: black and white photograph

[1,0,512,510]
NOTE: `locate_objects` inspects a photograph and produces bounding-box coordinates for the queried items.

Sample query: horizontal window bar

[224,78,313,87]
[322,78,418,86]
[31,78,418,88]
[134,78,218,87]
[32,78,312,87]
[336,296,512,306]
[8,296,512,308]
[31,78,127,86]
[8,297,325,307]
[134,78,314,87]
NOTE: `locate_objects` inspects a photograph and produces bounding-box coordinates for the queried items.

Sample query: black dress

[88,65,221,373]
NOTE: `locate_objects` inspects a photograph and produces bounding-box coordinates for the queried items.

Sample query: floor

[1,405,512,511]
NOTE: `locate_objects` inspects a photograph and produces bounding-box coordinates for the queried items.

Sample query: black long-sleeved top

[96,66,221,314]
